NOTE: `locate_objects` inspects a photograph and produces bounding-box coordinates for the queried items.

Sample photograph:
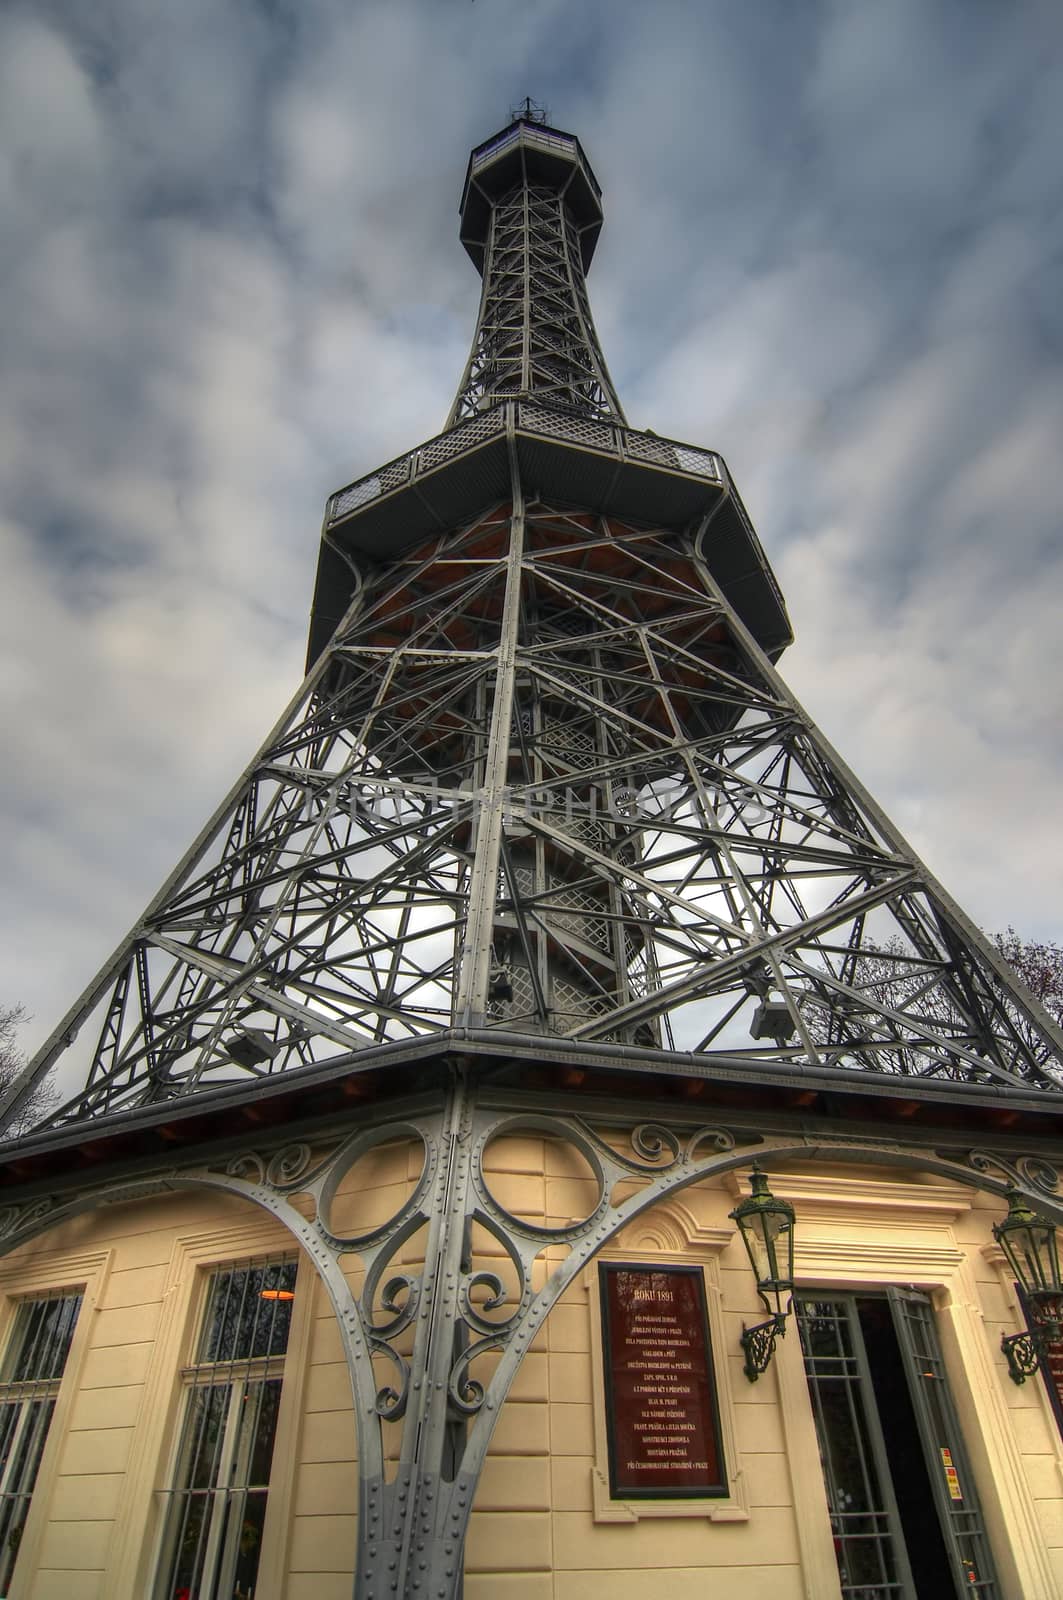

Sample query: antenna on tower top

[509,96,548,126]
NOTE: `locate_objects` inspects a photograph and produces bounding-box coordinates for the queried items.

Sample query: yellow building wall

[0,1141,1061,1599]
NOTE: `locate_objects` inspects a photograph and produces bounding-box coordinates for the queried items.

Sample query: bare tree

[992,927,1063,1061]
[0,1003,28,1080]
[798,928,1063,1086]
[0,1005,54,1137]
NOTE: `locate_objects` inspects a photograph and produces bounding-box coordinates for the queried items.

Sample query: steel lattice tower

[2,112,1063,1600]
[8,110,1061,1130]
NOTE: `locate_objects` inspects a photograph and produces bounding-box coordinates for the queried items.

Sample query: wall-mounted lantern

[993,1188,1063,1384]
[729,1167,796,1382]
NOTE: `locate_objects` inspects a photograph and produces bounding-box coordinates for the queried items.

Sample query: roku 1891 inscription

[599,1262,727,1498]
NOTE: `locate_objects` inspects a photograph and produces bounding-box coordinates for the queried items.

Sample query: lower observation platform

[307,400,793,667]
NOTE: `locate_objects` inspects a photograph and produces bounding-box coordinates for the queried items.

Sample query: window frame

[0,1245,108,1596]
[153,1256,300,1600]
[107,1219,312,1600]
[0,1289,85,1591]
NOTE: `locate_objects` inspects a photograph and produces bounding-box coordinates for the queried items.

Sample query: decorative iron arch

[0,1094,1056,1600]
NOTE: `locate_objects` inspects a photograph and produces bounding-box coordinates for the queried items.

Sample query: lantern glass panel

[1005,1221,1057,1294]
[748,1212,792,1290]
[994,1193,1063,1301]
[731,1174,795,1318]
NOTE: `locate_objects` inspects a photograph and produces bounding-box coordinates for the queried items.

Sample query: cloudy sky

[2,0,1061,1055]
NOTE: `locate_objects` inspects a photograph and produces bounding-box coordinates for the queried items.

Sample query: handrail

[326,402,724,527]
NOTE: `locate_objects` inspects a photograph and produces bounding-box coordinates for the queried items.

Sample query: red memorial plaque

[599,1262,727,1498]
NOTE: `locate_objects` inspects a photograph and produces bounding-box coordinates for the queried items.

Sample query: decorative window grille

[155,1258,297,1600]
[0,1289,83,1590]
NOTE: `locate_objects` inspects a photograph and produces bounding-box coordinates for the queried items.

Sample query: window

[0,1289,83,1589]
[156,1259,297,1600]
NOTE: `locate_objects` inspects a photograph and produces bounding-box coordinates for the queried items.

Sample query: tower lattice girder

[8,487,1063,1134]
[449,119,623,426]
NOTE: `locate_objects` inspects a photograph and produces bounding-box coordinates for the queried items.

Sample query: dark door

[796,1290,999,1599]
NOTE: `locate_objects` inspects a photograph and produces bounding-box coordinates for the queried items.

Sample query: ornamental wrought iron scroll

[174,1119,1063,1600]
[0,1114,1060,1598]
[965,1148,1062,1200]
[206,1105,742,1425]
[177,1091,747,1600]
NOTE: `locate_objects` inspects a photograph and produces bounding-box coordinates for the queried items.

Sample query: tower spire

[447,115,625,427]
[508,96,548,125]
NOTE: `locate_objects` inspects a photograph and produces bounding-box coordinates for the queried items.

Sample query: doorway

[795,1289,999,1598]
